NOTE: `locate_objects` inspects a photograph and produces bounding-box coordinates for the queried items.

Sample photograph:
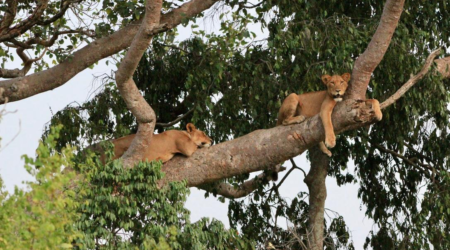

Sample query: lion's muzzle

[333,94,343,102]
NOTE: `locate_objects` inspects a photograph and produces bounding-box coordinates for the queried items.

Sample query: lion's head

[321,73,351,102]
[186,123,213,148]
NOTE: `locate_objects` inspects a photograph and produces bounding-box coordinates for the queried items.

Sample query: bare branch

[290,158,307,177]
[0,120,21,152]
[156,108,194,127]
[275,163,297,189]
[200,165,287,199]
[0,98,20,152]
[347,0,405,99]
[380,48,442,109]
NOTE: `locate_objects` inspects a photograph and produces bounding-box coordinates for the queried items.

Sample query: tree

[1,0,450,249]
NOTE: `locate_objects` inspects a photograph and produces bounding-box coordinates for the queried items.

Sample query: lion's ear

[186,123,196,132]
[341,73,351,82]
[321,75,331,85]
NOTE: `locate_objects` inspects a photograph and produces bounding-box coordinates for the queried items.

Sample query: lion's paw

[324,135,336,148]
[319,142,332,157]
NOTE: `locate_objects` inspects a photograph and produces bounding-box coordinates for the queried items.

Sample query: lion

[106,123,212,163]
[277,73,381,157]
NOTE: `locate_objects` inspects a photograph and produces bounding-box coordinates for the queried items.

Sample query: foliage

[74,150,253,249]
[30,0,450,249]
[0,125,81,249]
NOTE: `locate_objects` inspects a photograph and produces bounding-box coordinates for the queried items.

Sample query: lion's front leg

[320,98,337,149]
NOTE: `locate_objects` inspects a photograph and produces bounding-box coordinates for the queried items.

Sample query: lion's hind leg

[282,115,306,125]
[278,94,307,126]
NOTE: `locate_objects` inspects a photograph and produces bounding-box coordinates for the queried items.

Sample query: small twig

[0,100,21,152]
[380,48,441,110]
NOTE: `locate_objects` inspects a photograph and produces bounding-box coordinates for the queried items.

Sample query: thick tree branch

[0,0,221,104]
[380,48,442,109]
[347,0,405,99]
[115,0,162,168]
[159,99,382,187]
[199,165,286,199]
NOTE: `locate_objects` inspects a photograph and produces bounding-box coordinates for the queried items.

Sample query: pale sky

[0,8,374,249]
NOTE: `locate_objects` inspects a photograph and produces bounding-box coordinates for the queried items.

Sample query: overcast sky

[0,9,375,249]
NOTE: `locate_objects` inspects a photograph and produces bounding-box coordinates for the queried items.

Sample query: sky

[0,5,375,249]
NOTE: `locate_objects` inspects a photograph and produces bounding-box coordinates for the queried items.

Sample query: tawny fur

[108,123,212,163]
[277,73,353,157]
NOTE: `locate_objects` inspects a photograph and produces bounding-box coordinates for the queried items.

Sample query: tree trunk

[304,146,329,250]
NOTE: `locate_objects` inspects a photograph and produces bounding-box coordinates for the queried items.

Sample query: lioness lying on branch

[277,73,382,156]
[98,123,212,163]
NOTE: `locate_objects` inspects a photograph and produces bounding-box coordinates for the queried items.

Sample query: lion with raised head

[277,73,382,157]
[109,123,212,163]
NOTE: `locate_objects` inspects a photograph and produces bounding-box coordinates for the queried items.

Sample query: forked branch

[114,0,163,168]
